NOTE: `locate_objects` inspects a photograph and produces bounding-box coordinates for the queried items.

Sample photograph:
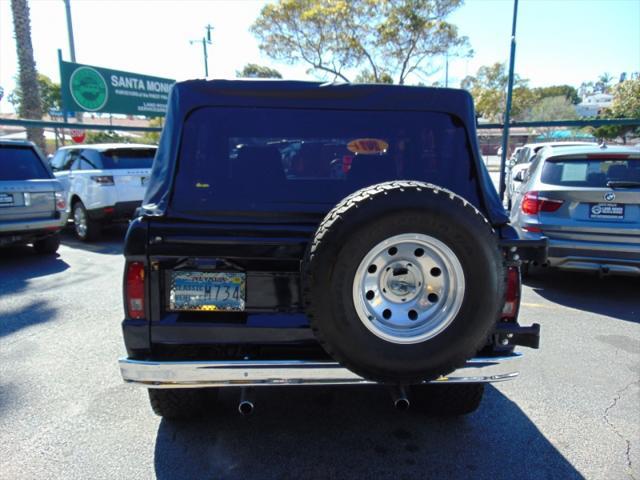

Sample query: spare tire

[302,181,504,384]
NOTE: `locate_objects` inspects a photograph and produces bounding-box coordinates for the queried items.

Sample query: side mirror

[513,170,526,182]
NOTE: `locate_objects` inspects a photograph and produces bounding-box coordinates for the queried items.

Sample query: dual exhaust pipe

[238,387,255,416]
[236,386,410,415]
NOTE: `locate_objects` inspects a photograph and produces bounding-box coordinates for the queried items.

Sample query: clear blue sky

[1,0,639,113]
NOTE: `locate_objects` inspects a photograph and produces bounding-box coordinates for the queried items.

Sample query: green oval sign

[70,66,108,111]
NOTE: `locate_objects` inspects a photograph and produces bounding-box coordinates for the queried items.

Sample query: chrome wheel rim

[352,233,465,344]
[73,205,87,238]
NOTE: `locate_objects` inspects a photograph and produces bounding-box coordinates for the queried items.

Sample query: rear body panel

[119,82,538,373]
[141,217,318,356]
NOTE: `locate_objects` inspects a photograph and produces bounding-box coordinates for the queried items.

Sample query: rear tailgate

[111,169,151,203]
[536,153,640,249]
[0,145,58,224]
[100,147,155,202]
[0,180,58,222]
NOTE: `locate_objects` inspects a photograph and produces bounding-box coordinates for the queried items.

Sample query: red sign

[70,129,85,144]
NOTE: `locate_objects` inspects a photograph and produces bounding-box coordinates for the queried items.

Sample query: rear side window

[172,107,480,213]
[0,145,50,180]
[541,157,640,187]
[100,148,155,169]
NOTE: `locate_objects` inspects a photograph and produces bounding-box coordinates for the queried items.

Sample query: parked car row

[0,140,156,254]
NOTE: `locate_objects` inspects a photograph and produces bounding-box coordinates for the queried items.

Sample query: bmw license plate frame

[0,193,14,207]
[589,203,625,220]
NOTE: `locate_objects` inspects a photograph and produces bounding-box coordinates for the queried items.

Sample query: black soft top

[143,80,508,225]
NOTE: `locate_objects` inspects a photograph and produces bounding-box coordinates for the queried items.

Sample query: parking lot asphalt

[0,227,638,480]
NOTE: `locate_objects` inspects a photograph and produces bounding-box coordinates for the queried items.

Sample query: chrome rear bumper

[119,353,522,388]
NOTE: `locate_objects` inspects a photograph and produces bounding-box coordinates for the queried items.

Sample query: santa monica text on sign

[60,60,175,116]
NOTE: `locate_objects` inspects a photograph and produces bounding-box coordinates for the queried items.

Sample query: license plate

[141,176,148,186]
[0,193,14,206]
[169,271,246,311]
[589,203,625,220]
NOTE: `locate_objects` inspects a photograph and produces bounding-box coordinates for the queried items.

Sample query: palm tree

[11,0,45,153]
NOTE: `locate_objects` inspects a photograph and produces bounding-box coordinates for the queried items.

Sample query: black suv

[119,80,542,419]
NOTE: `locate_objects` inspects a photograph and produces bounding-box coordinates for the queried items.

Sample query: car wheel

[72,201,101,242]
[148,388,217,420]
[411,383,485,416]
[33,234,60,255]
[303,181,505,384]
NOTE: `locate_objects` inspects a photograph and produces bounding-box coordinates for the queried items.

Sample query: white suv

[50,143,156,241]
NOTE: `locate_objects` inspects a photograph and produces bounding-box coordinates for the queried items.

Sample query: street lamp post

[498,0,519,201]
[63,0,77,62]
[191,24,214,78]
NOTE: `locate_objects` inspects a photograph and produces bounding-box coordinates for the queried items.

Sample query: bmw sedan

[510,144,640,276]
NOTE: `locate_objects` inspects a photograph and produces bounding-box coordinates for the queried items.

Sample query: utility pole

[191,24,213,78]
[498,0,519,201]
[445,52,449,88]
[63,0,76,62]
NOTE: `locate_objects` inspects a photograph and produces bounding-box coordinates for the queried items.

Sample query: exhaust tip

[238,401,254,416]
[394,398,410,411]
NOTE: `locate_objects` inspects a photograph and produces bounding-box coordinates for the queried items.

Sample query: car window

[50,150,67,171]
[80,150,102,169]
[541,157,640,187]
[172,107,481,213]
[0,145,50,180]
[100,149,155,169]
[68,150,82,170]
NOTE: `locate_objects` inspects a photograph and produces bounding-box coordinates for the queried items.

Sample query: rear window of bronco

[172,107,481,212]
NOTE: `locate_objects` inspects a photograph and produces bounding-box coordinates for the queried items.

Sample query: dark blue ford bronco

[119,80,542,419]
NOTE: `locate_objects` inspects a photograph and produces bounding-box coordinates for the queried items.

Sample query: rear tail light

[342,155,353,173]
[54,192,66,211]
[521,191,564,215]
[125,262,146,319]
[502,266,521,319]
[90,175,114,185]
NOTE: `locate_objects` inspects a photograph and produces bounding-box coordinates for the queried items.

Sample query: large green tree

[592,78,640,142]
[11,0,45,151]
[236,63,283,79]
[9,73,61,114]
[532,85,580,105]
[251,0,471,84]
[522,95,578,138]
[461,62,535,122]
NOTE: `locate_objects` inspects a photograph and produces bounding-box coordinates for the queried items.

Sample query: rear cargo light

[125,262,145,319]
[502,266,521,319]
[103,207,115,215]
[521,191,564,215]
[90,175,114,185]
[54,192,66,211]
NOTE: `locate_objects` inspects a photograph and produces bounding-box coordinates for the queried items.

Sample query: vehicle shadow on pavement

[0,246,70,297]
[60,225,126,255]
[0,299,57,338]
[153,385,582,480]
[525,269,639,323]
